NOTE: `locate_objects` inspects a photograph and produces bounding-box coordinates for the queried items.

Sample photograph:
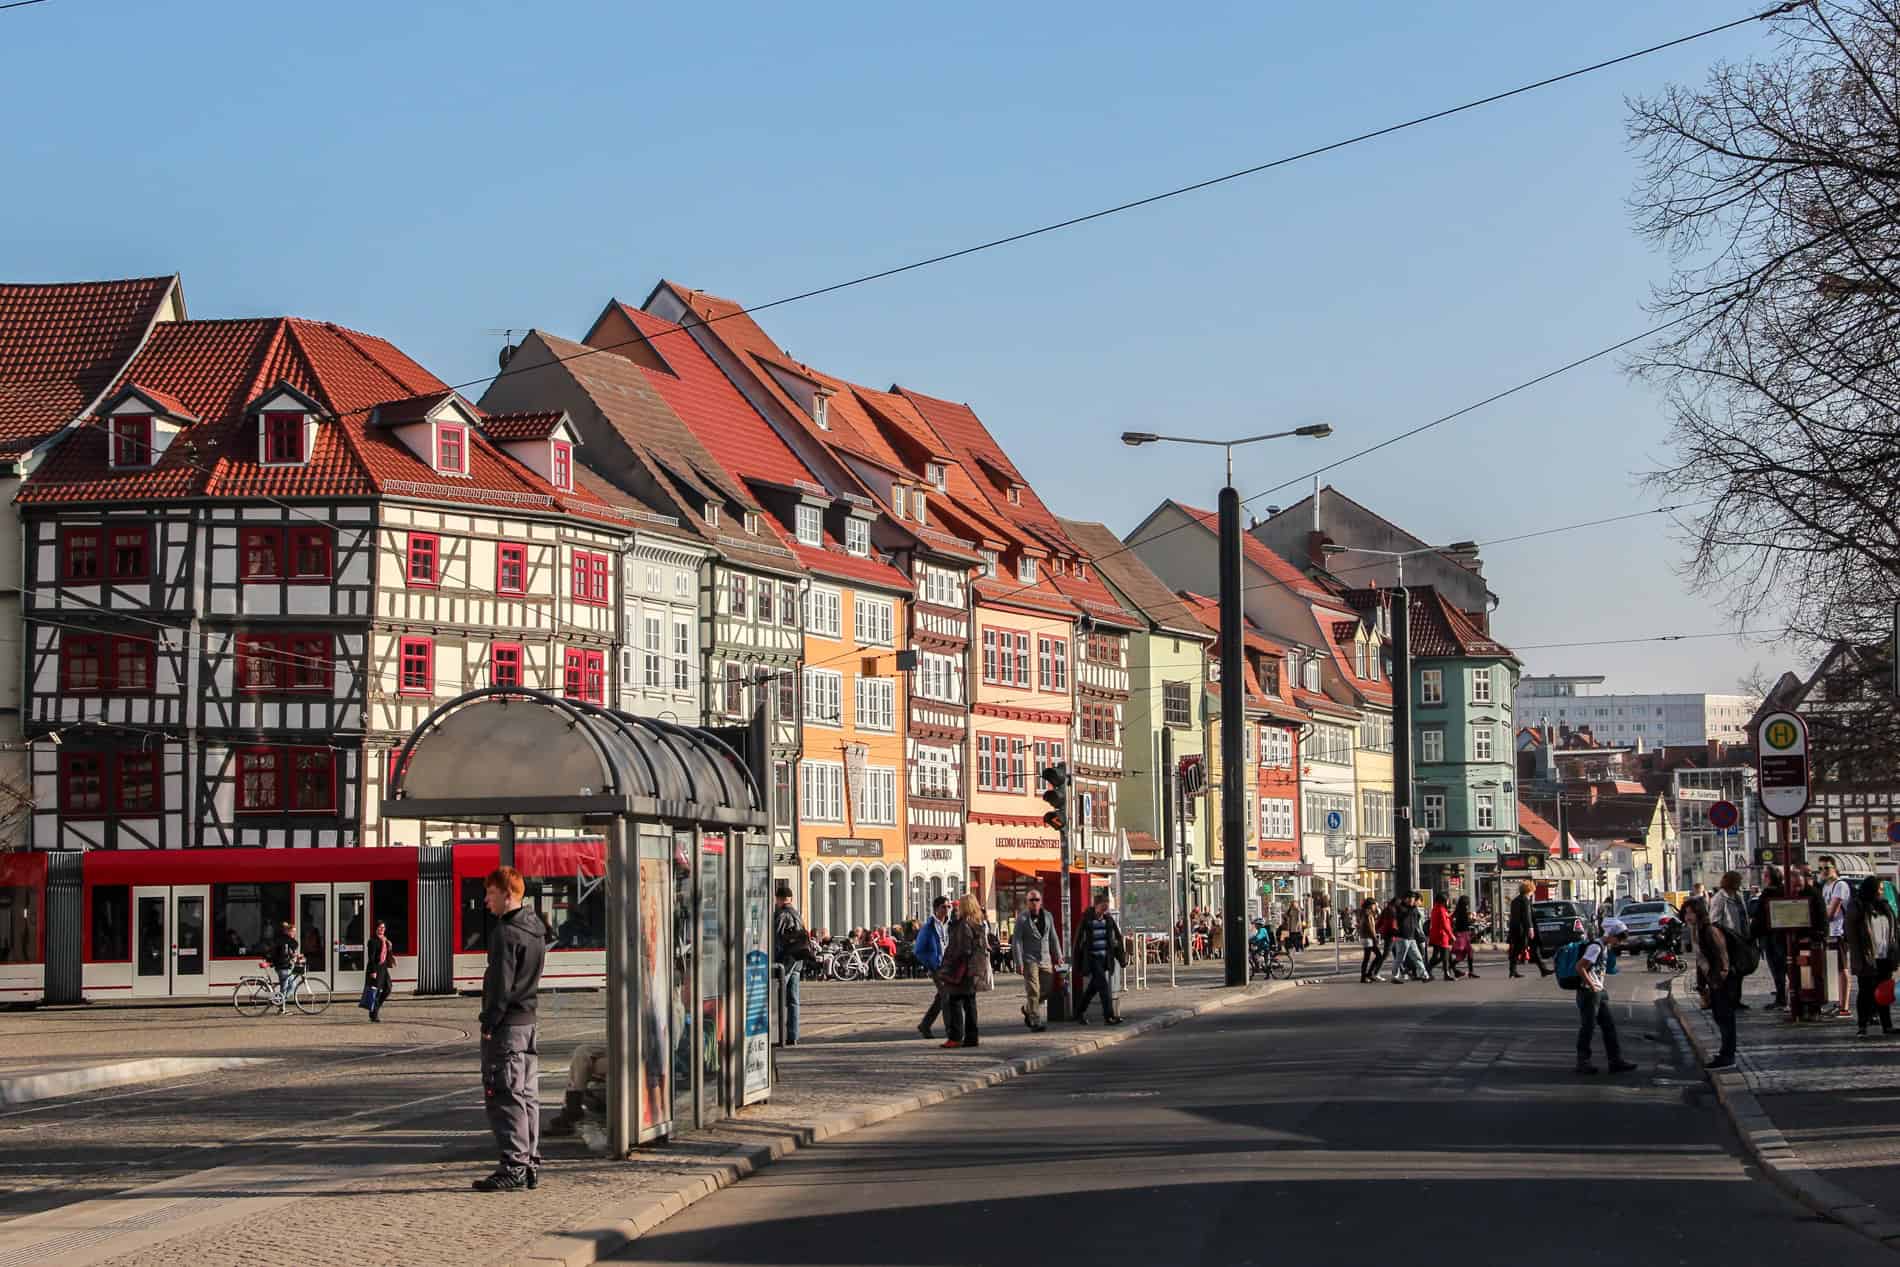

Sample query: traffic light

[1595,867,1608,886]
[1040,763,1069,833]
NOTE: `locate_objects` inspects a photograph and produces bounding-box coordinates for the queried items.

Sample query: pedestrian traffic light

[1040,763,1069,833]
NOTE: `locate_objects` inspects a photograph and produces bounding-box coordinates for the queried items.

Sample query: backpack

[1721,925,1760,977]
[1553,940,1588,990]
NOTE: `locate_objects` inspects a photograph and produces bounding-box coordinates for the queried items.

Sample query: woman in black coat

[364,919,396,1022]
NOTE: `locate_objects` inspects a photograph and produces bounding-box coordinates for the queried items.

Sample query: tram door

[293,882,369,997]
[131,884,211,998]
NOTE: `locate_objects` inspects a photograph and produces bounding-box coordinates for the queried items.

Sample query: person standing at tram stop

[773,882,811,1048]
[473,866,550,1194]
[363,919,395,1023]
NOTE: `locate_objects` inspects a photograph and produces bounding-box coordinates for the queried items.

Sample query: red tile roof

[19,317,621,525]
[1171,501,1335,602]
[114,382,198,422]
[1517,802,1579,855]
[0,276,179,455]
[481,410,568,441]
[1406,587,1517,661]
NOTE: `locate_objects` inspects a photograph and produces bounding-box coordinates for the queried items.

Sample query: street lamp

[1320,540,1478,901]
[1124,422,1333,988]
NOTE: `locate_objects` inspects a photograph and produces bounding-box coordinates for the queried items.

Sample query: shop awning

[994,857,1063,875]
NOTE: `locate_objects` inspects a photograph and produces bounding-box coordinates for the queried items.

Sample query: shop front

[906,843,965,921]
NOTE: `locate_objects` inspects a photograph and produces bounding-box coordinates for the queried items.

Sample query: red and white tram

[0,840,608,1005]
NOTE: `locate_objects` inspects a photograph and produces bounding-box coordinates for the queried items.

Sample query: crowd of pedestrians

[1356,891,1470,983]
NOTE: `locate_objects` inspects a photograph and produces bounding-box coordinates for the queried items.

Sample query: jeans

[1077,961,1116,1019]
[1391,939,1426,980]
[920,977,945,1032]
[1361,943,1383,981]
[781,961,801,1044]
[944,993,978,1044]
[277,968,296,1005]
[1576,987,1622,1063]
[1710,972,1742,1059]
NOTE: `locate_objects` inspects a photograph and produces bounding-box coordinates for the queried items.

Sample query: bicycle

[234,960,332,1016]
[1248,940,1294,980]
[831,943,896,981]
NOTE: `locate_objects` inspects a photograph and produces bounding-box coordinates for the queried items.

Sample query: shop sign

[994,836,1061,851]
[916,846,956,862]
[818,837,883,858]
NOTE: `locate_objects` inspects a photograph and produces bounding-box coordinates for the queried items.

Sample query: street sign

[1324,810,1343,832]
[1755,711,1811,818]
[1364,842,1395,871]
[1707,800,1739,832]
[1324,833,1351,860]
[1117,860,1172,934]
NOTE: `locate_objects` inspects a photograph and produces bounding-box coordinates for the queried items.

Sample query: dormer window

[705,502,721,528]
[914,493,927,525]
[926,463,947,490]
[550,441,572,491]
[437,424,466,475]
[1007,485,1022,506]
[1018,556,1037,584]
[109,415,153,469]
[812,395,830,430]
[744,511,761,535]
[981,549,998,579]
[262,412,304,465]
[795,504,822,547]
[892,486,907,520]
[845,518,869,557]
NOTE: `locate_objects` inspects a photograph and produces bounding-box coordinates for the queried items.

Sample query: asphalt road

[607,969,1867,1266]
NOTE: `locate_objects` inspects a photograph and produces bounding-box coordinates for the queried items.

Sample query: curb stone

[1664,979,1900,1253]
[510,978,1299,1266]
[0,1055,274,1105]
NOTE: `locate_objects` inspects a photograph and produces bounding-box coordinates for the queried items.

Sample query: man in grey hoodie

[1013,891,1064,1032]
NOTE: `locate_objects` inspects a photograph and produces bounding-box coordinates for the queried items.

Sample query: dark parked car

[1531,900,1589,953]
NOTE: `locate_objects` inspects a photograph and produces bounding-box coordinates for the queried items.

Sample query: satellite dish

[497,343,516,370]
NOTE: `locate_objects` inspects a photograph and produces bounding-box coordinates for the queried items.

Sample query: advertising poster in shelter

[743,841,771,1102]
[637,831,671,1137]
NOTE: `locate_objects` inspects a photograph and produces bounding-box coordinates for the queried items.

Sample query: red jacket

[1428,904,1454,948]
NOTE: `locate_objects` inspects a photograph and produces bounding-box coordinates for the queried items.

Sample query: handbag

[1878,978,1896,1009]
[357,983,378,1010]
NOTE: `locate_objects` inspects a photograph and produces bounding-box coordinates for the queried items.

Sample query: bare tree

[1629,0,1900,674]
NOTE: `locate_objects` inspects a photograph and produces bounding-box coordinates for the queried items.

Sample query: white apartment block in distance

[1515,674,1760,748]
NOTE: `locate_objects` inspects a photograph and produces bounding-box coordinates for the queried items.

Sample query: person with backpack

[773,883,812,1048]
[1012,890,1064,1032]
[1072,893,1126,1024]
[1685,895,1742,1070]
[1844,875,1896,1038]
[1557,916,1637,1075]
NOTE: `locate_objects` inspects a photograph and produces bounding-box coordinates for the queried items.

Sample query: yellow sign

[1764,719,1799,750]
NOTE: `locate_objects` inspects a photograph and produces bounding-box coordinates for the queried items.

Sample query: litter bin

[1046,966,1069,1022]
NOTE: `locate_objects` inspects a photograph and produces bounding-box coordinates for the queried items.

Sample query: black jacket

[1397,905,1424,941]
[1508,894,1535,938]
[365,933,395,991]
[480,906,548,1031]
[270,931,300,970]
[1073,910,1126,968]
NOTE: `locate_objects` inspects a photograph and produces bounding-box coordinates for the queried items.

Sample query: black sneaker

[526,1167,539,1189]
[1575,1062,1600,1075]
[472,1169,529,1193]
[1074,1014,1089,1025]
[1705,1055,1737,1070]
[1608,1060,1638,1074]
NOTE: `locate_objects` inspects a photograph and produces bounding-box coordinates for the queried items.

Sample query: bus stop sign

[1755,711,1810,819]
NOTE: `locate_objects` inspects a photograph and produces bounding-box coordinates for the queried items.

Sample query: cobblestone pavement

[1674,976,1900,1223]
[0,967,1285,1266]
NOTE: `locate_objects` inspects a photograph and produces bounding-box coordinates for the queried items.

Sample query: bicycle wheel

[873,952,896,981]
[837,953,864,982]
[234,980,274,1017]
[293,976,332,1015]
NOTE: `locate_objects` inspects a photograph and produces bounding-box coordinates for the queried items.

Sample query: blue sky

[3,0,1789,693]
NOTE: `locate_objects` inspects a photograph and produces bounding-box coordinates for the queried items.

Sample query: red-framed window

[491,642,523,688]
[109,527,148,580]
[237,746,336,813]
[497,542,527,595]
[61,528,101,581]
[60,633,154,694]
[59,752,108,816]
[236,633,332,693]
[550,441,572,491]
[398,637,433,695]
[406,533,439,587]
[1010,631,1032,688]
[1037,636,1068,692]
[981,629,999,683]
[262,411,305,464]
[117,752,160,814]
[240,527,282,579]
[289,527,331,579]
[571,551,609,607]
[436,424,466,475]
[563,648,604,704]
[109,414,153,468]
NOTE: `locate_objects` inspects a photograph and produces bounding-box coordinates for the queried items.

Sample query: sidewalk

[1,969,1294,1267]
[1669,978,1900,1252]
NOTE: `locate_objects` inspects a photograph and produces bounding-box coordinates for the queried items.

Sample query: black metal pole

[1390,588,1414,898]
[499,814,517,870]
[1219,486,1247,987]
[1161,724,1176,953]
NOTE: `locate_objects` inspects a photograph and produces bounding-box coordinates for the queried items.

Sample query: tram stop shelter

[381,687,772,1155]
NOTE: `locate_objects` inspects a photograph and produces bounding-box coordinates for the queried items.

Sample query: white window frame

[1261,727,1292,768]
[912,744,958,800]
[853,595,895,647]
[803,668,843,726]
[1261,796,1295,840]
[1017,556,1037,584]
[801,760,844,823]
[1422,793,1446,831]
[892,486,908,520]
[1420,668,1443,705]
[671,616,692,692]
[1475,792,1496,830]
[1471,666,1493,704]
[854,676,895,731]
[1472,724,1494,762]
[844,517,870,557]
[642,613,663,689]
[795,504,822,547]
[980,550,998,579]
[1420,728,1444,764]
[804,586,842,638]
[861,766,897,825]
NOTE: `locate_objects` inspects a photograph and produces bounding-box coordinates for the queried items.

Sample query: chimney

[1306,530,1328,568]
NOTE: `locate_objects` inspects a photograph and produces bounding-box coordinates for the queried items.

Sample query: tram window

[212,882,293,957]
[371,879,411,955]
[0,887,35,964]
[540,875,605,950]
[91,885,129,961]
[460,880,492,951]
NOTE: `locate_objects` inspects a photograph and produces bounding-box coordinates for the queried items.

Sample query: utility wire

[0,1,53,10]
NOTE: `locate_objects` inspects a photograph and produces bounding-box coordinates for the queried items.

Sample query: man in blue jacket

[914,895,950,1039]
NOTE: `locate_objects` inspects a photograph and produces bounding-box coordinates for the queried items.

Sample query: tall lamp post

[1319,541,1477,901]
[1122,423,1333,987]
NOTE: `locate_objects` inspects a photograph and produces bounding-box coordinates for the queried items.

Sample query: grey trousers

[482,1025,540,1171]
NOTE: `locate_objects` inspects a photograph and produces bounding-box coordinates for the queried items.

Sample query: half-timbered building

[0,276,183,848]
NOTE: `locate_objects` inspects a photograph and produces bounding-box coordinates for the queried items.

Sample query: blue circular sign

[1707,800,1739,832]
[1325,810,1343,832]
